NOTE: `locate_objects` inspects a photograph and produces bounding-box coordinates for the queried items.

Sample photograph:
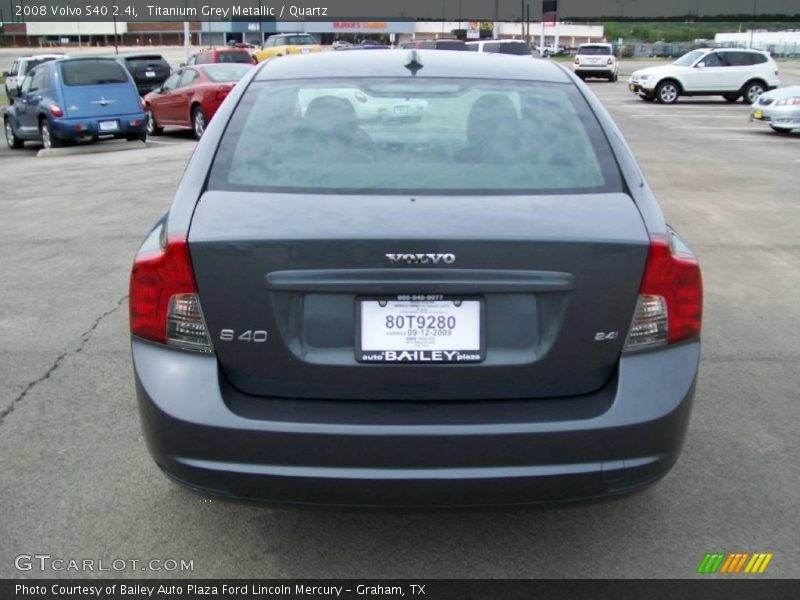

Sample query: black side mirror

[2,71,9,77]
[8,86,21,98]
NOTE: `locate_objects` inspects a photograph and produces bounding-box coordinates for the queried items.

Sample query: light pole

[749,0,757,48]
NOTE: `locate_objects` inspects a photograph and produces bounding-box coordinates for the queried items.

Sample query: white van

[3,54,67,98]
[465,39,532,56]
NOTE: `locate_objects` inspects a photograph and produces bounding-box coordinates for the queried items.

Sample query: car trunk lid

[188,192,649,401]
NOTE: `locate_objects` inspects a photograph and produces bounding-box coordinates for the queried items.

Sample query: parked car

[332,40,353,50]
[465,39,532,55]
[399,38,468,51]
[129,51,702,507]
[112,53,172,96]
[750,85,800,133]
[252,33,321,63]
[185,48,255,66]
[4,57,146,150]
[535,45,566,57]
[3,54,67,98]
[628,48,780,104]
[573,43,618,82]
[144,63,252,139]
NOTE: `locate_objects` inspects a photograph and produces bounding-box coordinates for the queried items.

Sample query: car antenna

[405,50,423,76]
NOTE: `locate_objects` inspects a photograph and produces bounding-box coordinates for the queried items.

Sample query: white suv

[629,48,779,104]
[3,54,67,98]
[573,43,618,82]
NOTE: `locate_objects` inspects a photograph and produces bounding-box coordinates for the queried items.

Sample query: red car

[144,63,252,140]
[184,48,255,66]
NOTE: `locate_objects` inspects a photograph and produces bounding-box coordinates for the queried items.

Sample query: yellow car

[252,33,322,63]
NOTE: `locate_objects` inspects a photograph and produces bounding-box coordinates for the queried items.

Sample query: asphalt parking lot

[1,59,799,579]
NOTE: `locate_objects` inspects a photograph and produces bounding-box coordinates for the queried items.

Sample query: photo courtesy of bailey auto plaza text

[1,0,799,597]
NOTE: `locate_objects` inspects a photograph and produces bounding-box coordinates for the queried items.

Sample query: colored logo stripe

[745,553,774,574]
[697,553,773,574]
[697,553,726,574]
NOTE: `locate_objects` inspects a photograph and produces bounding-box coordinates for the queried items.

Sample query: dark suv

[113,54,172,96]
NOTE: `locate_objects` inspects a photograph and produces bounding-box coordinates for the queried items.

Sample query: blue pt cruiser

[4,57,147,149]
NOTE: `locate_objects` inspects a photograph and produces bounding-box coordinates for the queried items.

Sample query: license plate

[357,296,484,363]
[145,70,156,78]
[394,105,409,115]
[753,110,763,119]
[98,120,118,132]
[300,48,310,54]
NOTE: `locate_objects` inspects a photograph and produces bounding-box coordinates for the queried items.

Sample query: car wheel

[4,118,24,149]
[146,108,163,136]
[40,120,63,149]
[743,81,766,105]
[770,125,791,134]
[192,106,207,140]
[608,72,618,82]
[723,93,740,102]
[656,81,680,104]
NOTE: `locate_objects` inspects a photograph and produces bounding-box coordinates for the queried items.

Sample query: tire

[126,132,147,142]
[742,81,766,105]
[770,125,791,134]
[40,120,63,149]
[4,118,24,149]
[146,108,163,136]
[655,80,680,104]
[192,106,207,140]
[608,72,618,82]
[723,93,740,102]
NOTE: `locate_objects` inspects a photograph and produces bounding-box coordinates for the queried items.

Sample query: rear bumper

[133,339,699,507]
[575,66,616,76]
[135,82,162,96]
[52,114,147,139]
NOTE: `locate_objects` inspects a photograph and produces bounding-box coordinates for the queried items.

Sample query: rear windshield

[208,77,622,195]
[204,64,251,82]
[499,43,532,56]
[216,51,252,63]
[281,36,316,45]
[577,46,612,56]
[61,60,129,86]
[124,55,164,63]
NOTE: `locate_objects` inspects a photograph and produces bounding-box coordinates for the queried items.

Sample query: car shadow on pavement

[170,479,681,578]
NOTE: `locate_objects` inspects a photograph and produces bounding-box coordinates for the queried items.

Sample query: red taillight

[130,237,199,344]
[637,233,703,344]
[354,91,368,103]
[48,104,63,117]
[607,57,613,65]
[574,57,580,64]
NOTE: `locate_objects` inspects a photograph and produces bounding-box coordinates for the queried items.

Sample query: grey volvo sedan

[130,50,702,507]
